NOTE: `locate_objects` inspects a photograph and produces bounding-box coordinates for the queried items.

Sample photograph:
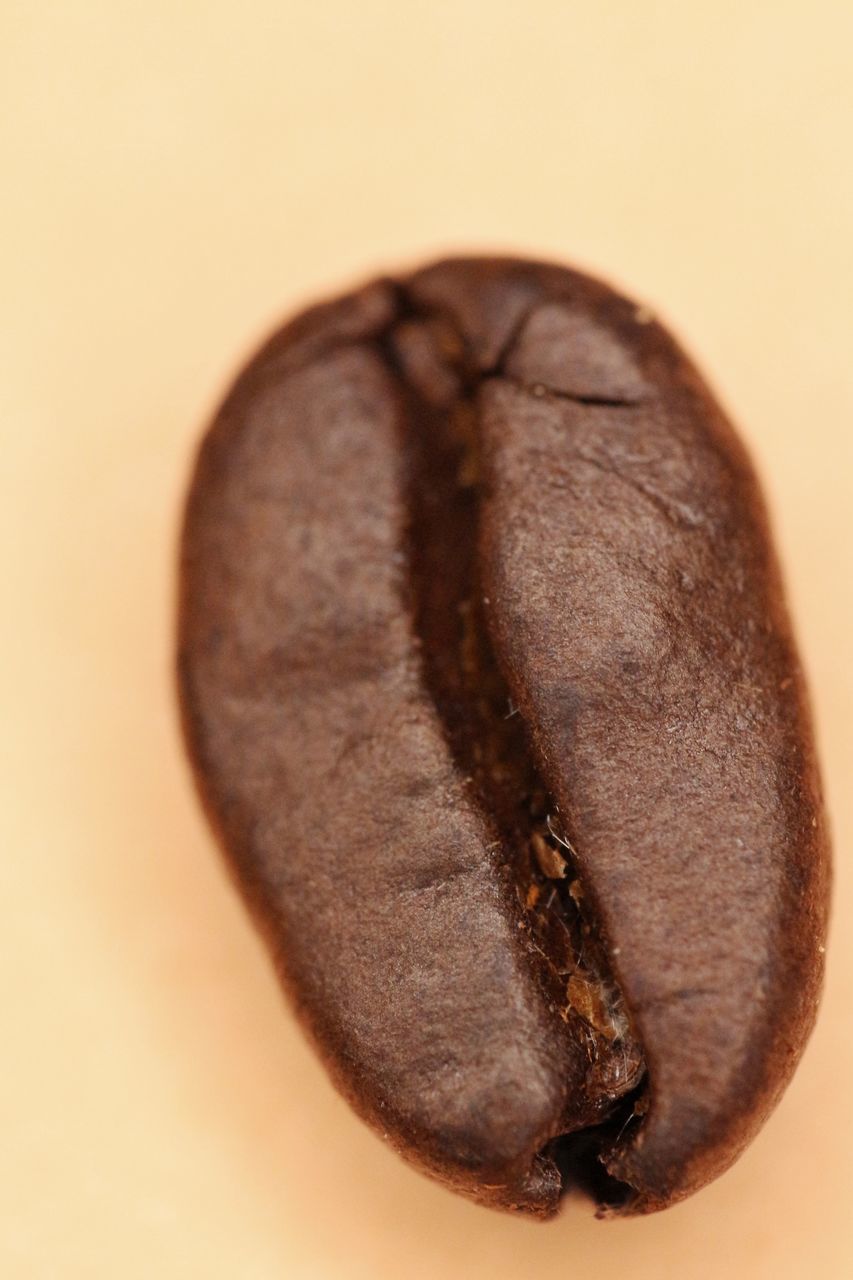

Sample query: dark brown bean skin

[178,258,830,1217]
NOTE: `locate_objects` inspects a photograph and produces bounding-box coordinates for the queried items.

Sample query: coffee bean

[178,257,829,1216]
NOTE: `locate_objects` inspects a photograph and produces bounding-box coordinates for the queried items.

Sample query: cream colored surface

[2,3,851,1276]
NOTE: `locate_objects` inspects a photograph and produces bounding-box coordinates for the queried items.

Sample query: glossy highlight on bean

[178,258,829,1217]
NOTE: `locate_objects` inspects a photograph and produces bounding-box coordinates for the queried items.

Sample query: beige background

[3,2,852,1276]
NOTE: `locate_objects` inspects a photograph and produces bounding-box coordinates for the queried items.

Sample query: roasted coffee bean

[178,257,830,1217]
